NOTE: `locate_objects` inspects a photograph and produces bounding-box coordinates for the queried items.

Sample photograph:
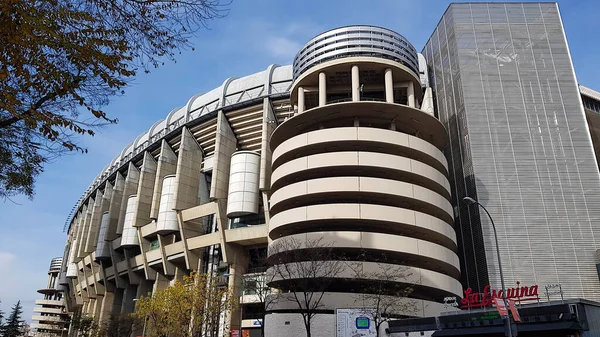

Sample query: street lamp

[133,298,147,337]
[223,273,243,336]
[463,196,513,337]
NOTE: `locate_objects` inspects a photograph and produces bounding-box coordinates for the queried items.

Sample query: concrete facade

[52,14,600,337]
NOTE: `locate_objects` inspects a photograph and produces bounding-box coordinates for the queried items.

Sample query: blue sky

[1,0,599,320]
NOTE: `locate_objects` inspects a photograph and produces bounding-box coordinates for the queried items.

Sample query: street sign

[507,300,521,322]
[493,298,509,318]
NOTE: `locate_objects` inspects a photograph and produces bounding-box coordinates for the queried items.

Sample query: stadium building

[53,3,600,337]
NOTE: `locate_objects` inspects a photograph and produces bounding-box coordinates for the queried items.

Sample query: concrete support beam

[108,242,126,289]
[224,256,248,337]
[210,112,236,200]
[215,199,231,263]
[157,234,176,276]
[77,204,94,259]
[123,249,141,285]
[297,87,305,114]
[84,190,104,253]
[133,152,157,228]
[136,228,156,281]
[97,291,114,324]
[176,210,199,271]
[150,140,178,220]
[174,127,203,210]
[117,163,140,235]
[352,65,360,101]
[319,72,326,106]
[407,81,415,108]
[152,274,171,294]
[385,68,394,103]
[72,211,85,263]
[260,98,277,191]
[106,173,125,241]
[120,284,137,314]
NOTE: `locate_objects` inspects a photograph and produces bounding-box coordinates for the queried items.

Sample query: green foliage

[96,313,139,337]
[0,0,228,199]
[70,310,98,337]
[134,271,233,337]
[1,300,24,337]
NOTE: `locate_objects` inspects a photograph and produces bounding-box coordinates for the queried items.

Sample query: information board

[336,308,377,337]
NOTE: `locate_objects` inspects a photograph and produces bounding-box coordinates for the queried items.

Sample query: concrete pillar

[111,288,124,314]
[224,260,248,337]
[351,65,360,101]
[318,72,326,106]
[98,292,114,323]
[407,81,415,108]
[121,284,137,314]
[298,87,305,114]
[384,68,394,103]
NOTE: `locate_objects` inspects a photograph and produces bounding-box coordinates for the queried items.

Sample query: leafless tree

[267,236,345,337]
[346,259,419,337]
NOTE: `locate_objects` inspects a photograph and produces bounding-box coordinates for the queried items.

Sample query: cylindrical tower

[156,175,179,234]
[31,258,69,337]
[267,25,461,327]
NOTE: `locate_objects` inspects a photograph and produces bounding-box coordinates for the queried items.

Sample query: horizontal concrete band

[267,261,462,298]
[269,176,454,224]
[271,127,448,174]
[268,232,460,279]
[268,203,457,251]
[270,102,449,150]
[266,292,452,317]
[271,151,451,198]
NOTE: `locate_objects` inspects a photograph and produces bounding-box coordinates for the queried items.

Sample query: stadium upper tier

[65,64,293,230]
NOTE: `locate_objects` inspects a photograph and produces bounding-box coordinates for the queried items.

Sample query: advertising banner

[493,298,509,317]
[336,308,377,337]
[507,300,521,322]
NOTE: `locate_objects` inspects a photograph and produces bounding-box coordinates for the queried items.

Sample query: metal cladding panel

[423,2,600,300]
[94,211,111,259]
[121,195,140,247]
[49,257,63,273]
[293,25,419,78]
[156,175,179,233]
[227,151,260,217]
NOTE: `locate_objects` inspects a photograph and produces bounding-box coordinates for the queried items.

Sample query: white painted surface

[121,195,139,246]
[156,175,179,233]
[227,151,260,217]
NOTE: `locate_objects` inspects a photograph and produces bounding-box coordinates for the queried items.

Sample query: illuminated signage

[461,281,540,309]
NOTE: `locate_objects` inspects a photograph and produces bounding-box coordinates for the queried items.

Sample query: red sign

[493,298,509,317]
[461,281,540,309]
[508,299,522,322]
[231,329,239,337]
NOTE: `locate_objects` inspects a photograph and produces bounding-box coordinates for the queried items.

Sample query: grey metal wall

[423,2,600,301]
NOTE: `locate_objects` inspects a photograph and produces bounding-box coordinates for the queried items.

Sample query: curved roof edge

[64,64,293,232]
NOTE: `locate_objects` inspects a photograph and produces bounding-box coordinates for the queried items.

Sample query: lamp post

[133,298,147,337]
[463,196,513,337]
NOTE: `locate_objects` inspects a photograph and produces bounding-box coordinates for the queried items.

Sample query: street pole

[463,197,513,337]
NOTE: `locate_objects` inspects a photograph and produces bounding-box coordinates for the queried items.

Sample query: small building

[387,299,600,337]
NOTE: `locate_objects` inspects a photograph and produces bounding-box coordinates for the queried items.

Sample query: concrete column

[384,68,394,103]
[407,81,415,108]
[318,72,326,106]
[98,291,114,323]
[224,261,247,337]
[351,65,360,101]
[298,87,305,114]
